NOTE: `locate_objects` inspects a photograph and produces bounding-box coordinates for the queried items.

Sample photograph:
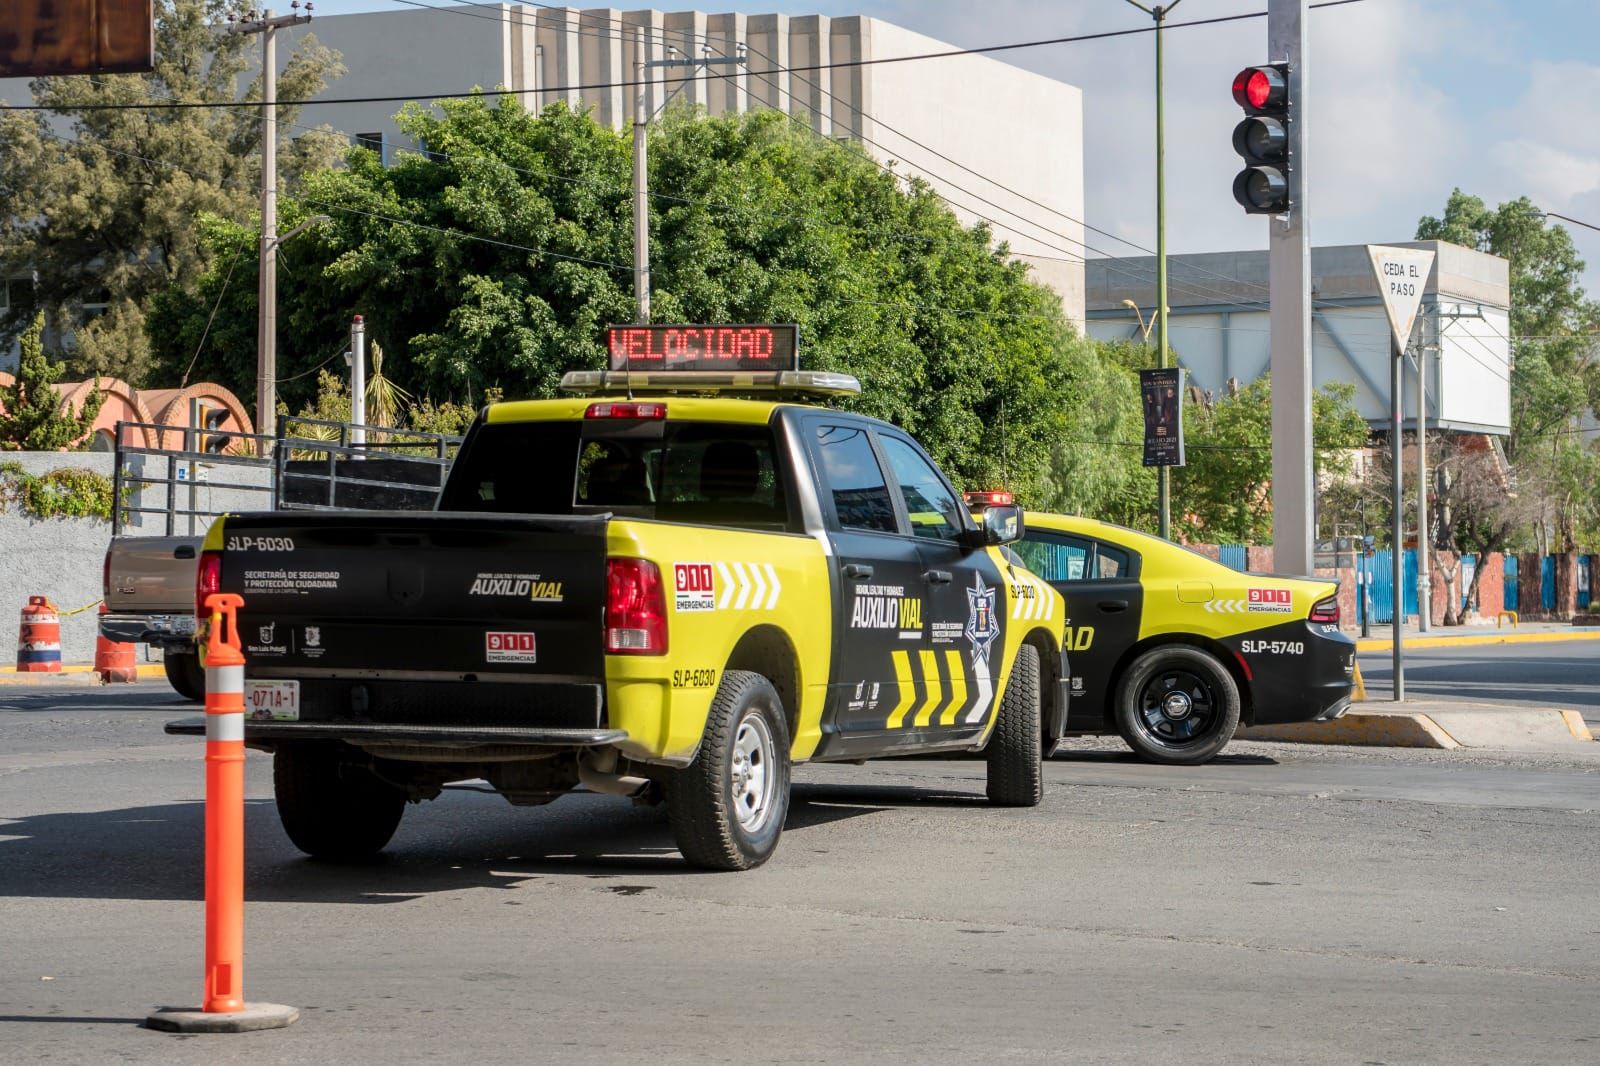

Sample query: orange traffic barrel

[95,602,138,683]
[16,596,62,672]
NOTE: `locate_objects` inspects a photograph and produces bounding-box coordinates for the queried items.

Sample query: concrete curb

[0,663,165,686]
[1240,706,1595,750]
[1240,712,1461,749]
[1354,629,1600,653]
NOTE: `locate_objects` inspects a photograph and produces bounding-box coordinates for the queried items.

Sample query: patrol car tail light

[196,551,222,617]
[963,490,1014,507]
[1308,594,1339,625]
[606,558,668,655]
[586,401,667,420]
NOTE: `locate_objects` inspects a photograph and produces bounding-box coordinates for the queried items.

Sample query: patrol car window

[1094,542,1134,579]
[1015,533,1092,582]
[879,436,963,542]
[814,425,897,533]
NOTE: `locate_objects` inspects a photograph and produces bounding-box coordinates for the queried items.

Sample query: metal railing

[111,418,464,535]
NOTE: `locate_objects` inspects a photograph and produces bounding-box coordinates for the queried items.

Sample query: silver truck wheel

[666,670,791,871]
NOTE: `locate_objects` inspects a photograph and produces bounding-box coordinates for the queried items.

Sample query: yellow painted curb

[1560,710,1595,742]
[1239,711,1460,749]
[1355,630,1600,653]
[0,663,165,685]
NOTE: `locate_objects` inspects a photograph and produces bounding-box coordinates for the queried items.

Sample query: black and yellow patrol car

[998,509,1355,765]
[180,325,1067,871]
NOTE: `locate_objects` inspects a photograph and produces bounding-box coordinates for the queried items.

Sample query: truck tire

[665,670,791,871]
[163,650,204,702]
[986,643,1043,807]
[1113,645,1241,766]
[273,742,406,861]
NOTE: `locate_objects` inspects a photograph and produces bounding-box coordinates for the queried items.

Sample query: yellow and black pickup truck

[176,325,1067,870]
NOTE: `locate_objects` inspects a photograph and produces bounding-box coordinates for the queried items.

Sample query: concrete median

[1240,700,1594,751]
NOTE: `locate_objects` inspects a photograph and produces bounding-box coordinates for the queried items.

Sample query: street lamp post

[1125,0,1184,540]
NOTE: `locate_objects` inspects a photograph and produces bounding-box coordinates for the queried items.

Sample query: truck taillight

[196,551,222,617]
[1309,594,1339,624]
[587,401,667,420]
[606,558,668,655]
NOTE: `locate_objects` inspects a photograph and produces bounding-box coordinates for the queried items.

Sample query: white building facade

[1085,241,1512,436]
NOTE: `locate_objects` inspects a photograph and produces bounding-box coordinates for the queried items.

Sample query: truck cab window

[814,425,897,533]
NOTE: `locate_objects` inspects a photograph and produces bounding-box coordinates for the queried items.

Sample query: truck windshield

[439,419,792,531]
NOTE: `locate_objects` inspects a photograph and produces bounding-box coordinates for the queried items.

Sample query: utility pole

[1414,342,1429,631]
[1390,336,1405,699]
[1125,0,1183,540]
[1267,0,1314,576]
[632,37,746,324]
[229,4,312,444]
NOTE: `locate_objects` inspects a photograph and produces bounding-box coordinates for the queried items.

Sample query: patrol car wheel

[1114,646,1241,766]
[274,742,406,861]
[163,651,204,702]
[666,670,791,871]
[986,643,1043,807]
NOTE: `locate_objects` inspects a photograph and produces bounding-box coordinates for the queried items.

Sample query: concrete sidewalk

[0,663,165,686]
[1352,620,1600,653]
[1241,698,1594,752]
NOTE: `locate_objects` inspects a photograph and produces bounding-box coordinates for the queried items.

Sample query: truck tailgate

[218,512,608,691]
[106,535,201,613]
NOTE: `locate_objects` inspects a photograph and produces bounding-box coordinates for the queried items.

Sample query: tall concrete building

[0,5,1086,375]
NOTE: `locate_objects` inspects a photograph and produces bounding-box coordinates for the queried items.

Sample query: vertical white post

[257,15,277,444]
[633,33,650,324]
[1267,0,1314,576]
[1391,336,1405,700]
[349,315,366,453]
[1415,342,1430,630]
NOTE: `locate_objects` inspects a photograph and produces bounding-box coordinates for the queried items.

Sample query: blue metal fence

[1504,555,1519,612]
[1542,556,1556,612]
[1459,555,1477,611]
[1220,544,1248,571]
[1368,549,1418,625]
[1580,555,1592,610]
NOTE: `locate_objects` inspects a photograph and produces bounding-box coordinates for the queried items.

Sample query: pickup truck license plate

[245,680,300,721]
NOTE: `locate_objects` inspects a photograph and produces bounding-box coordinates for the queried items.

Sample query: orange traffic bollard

[145,594,298,1034]
[94,602,139,683]
[16,596,62,672]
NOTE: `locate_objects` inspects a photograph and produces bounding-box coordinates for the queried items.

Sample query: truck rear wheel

[273,742,406,861]
[665,670,791,871]
[986,643,1043,807]
[163,650,204,702]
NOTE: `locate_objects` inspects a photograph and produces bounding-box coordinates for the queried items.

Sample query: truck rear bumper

[101,613,195,648]
[164,717,626,748]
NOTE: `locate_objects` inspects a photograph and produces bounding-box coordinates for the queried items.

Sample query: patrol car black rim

[1136,669,1218,745]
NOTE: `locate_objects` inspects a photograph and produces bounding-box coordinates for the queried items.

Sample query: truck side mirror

[962,503,1024,548]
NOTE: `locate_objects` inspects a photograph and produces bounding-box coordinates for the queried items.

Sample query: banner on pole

[1140,367,1186,468]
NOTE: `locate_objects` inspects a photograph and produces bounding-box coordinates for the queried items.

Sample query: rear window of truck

[439,420,793,532]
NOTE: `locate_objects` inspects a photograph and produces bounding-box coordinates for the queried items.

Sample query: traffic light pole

[1267,0,1314,577]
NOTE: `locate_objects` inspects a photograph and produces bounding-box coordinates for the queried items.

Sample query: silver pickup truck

[102,535,204,698]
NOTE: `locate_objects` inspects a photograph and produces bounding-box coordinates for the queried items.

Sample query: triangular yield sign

[1366,244,1436,345]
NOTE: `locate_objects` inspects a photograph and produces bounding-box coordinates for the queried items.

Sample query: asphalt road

[1357,639,1600,727]
[3,681,1600,1064]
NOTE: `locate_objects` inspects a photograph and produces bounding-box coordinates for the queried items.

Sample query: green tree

[1416,190,1600,551]
[152,100,1096,502]
[1171,378,1368,544]
[0,0,345,384]
[0,313,105,450]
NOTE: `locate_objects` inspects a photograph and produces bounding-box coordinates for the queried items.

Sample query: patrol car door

[806,421,927,737]
[1014,531,1143,729]
[878,434,1006,737]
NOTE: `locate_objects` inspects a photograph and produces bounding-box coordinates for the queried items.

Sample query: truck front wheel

[273,742,406,861]
[665,670,791,871]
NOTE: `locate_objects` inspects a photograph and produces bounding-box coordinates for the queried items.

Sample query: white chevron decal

[716,561,736,609]
[1203,598,1248,614]
[762,564,782,609]
[711,561,783,611]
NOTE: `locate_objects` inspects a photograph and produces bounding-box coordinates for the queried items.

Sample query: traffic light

[201,406,234,454]
[1231,63,1290,214]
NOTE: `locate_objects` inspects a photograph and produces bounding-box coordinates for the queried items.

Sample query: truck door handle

[923,569,953,585]
[842,564,874,580]
[1097,599,1129,613]
[174,545,196,560]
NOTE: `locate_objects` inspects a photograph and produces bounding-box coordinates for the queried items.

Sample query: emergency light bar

[559,370,861,397]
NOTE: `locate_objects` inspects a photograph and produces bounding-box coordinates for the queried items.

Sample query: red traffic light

[1232,65,1287,113]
